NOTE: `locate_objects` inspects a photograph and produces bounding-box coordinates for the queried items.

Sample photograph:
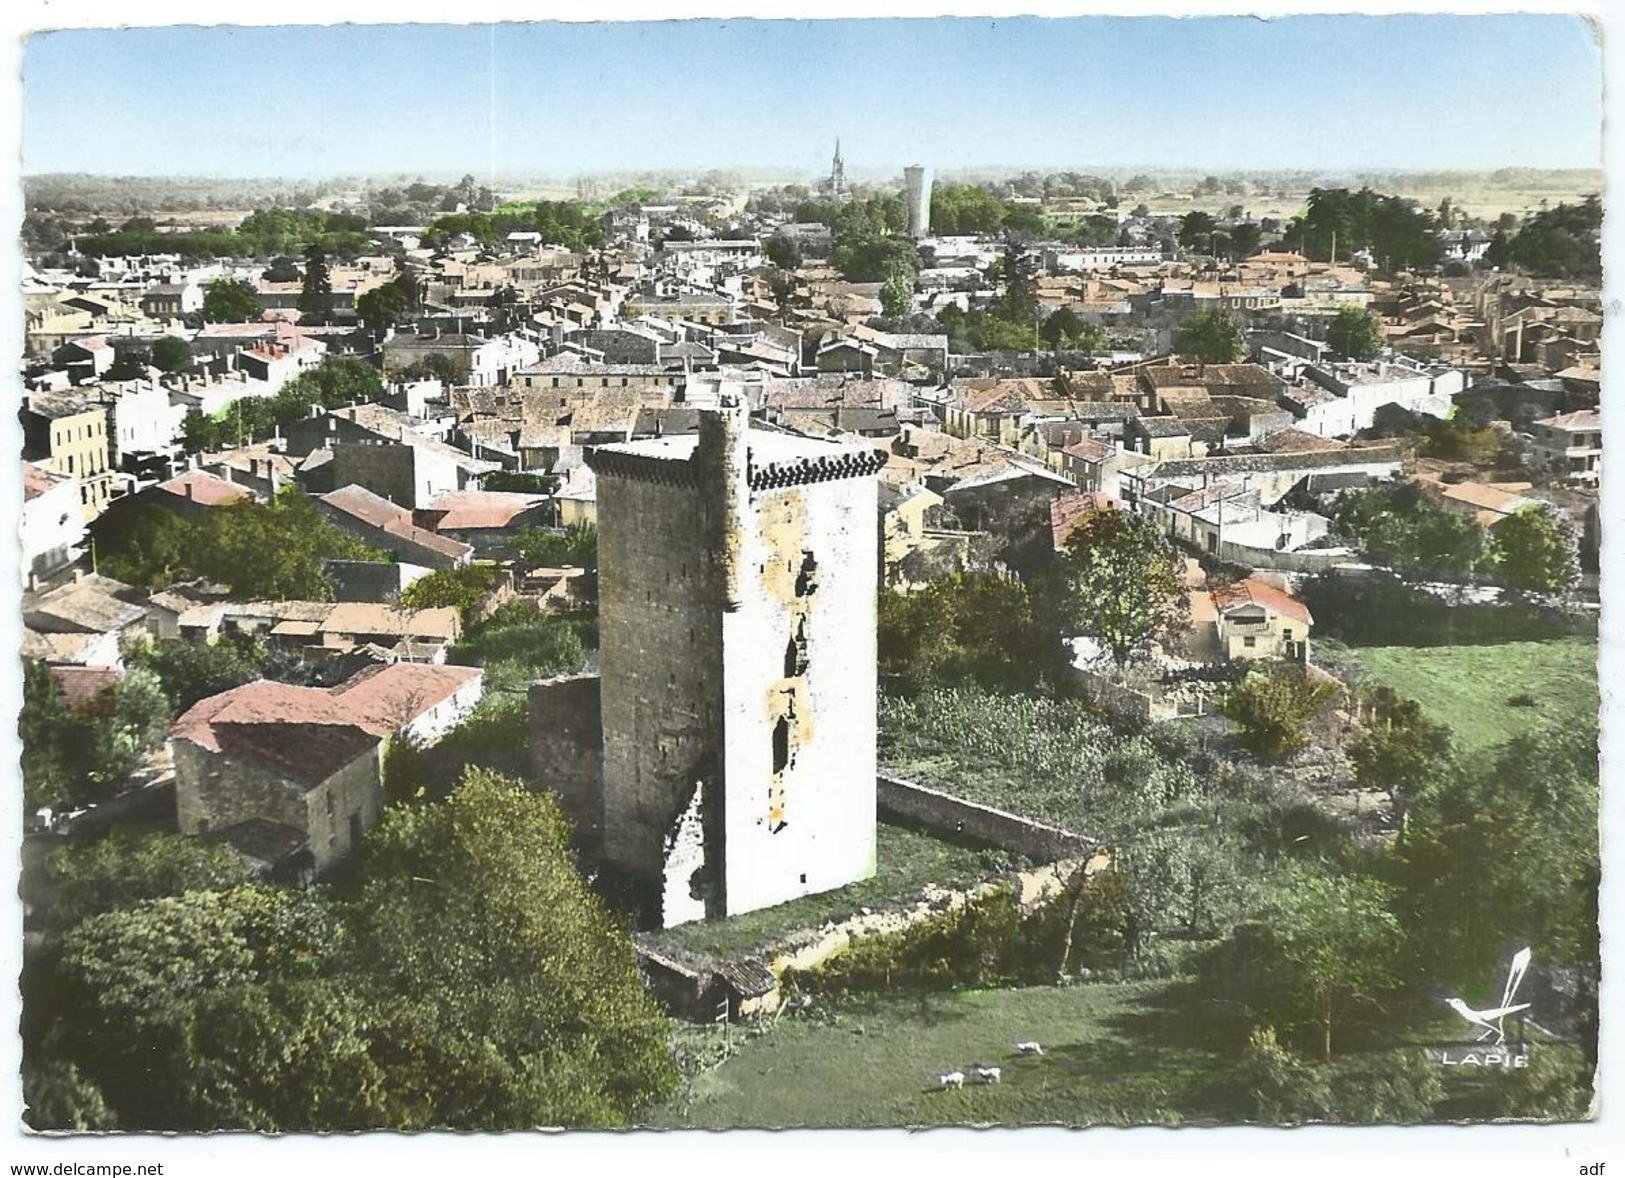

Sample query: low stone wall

[638,847,1116,1022]
[1070,665,1176,722]
[876,773,1099,860]
[765,850,1112,980]
[1217,541,1357,574]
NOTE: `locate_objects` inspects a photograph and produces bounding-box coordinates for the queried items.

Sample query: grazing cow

[938,1070,965,1089]
[1014,1041,1044,1056]
[975,1065,1001,1084]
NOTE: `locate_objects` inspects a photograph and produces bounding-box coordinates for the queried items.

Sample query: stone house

[171,664,483,876]
[314,484,475,568]
[1187,576,1312,664]
[1529,409,1601,485]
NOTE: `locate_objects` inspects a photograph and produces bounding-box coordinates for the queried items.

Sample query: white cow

[938,1070,965,1089]
[975,1065,1001,1084]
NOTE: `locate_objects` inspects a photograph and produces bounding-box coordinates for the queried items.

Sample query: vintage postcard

[5,2,1614,1169]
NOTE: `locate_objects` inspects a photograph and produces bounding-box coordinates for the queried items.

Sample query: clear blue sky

[20,14,1604,178]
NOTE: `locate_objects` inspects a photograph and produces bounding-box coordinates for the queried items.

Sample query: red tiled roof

[320,484,413,529]
[48,665,122,714]
[328,663,482,732]
[173,664,483,770]
[425,491,547,531]
[157,470,249,507]
[1049,489,1117,550]
[1211,577,1312,625]
[212,722,381,787]
[1061,437,1114,462]
[1257,428,1342,454]
[1535,409,1601,432]
[24,462,68,501]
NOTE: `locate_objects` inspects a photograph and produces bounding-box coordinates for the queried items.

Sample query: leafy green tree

[48,830,252,932]
[20,662,171,808]
[1326,305,1384,360]
[997,238,1040,324]
[52,886,360,1130]
[345,768,679,1128]
[105,665,171,770]
[1001,204,1047,237]
[1177,210,1218,253]
[1284,188,1441,270]
[1199,866,1402,1061]
[1227,221,1263,258]
[125,633,270,713]
[763,235,802,271]
[1330,483,1491,578]
[929,183,1008,235]
[190,488,381,599]
[399,564,504,623]
[1220,665,1335,759]
[1044,506,1189,667]
[104,350,150,382]
[423,212,497,248]
[356,278,408,329]
[21,659,76,809]
[1040,307,1106,351]
[22,1062,118,1130]
[509,523,597,568]
[830,195,914,283]
[202,277,262,323]
[1492,504,1580,596]
[149,335,192,373]
[1175,308,1244,363]
[401,353,462,385]
[1348,688,1452,812]
[298,243,332,322]
[285,355,386,408]
[879,267,913,319]
[1496,196,1601,280]
[1392,724,1598,994]
[481,470,558,495]
[95,487,381,598]
[878,573,1061,694]
[530,201,605,252]
[1195,1026,1333,1122]
[88,500,193,587]
[447,605,590,682]
[261,255,302,283]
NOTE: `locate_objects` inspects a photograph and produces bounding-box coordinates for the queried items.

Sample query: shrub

[1220,665,1336,759]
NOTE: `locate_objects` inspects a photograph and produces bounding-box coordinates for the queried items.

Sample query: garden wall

[876,772,1100,860]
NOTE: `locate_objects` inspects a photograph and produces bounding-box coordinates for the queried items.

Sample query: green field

[649,980,1210,1128]
[1352,638,1598,752]
[647,823,1013,960]
[649,981,1592,1128]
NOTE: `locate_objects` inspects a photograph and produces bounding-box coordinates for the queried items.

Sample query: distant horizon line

[23,164,1607,184]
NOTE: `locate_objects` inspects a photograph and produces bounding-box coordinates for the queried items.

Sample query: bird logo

[1445,947,1532,1046]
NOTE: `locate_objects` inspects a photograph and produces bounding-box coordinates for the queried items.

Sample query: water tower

[904,165,933,240]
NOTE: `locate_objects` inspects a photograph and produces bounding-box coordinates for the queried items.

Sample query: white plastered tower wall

[587,403,884,926]
[718,464,879,916]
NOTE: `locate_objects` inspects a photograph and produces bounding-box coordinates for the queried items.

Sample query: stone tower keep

[586,404,887,926]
